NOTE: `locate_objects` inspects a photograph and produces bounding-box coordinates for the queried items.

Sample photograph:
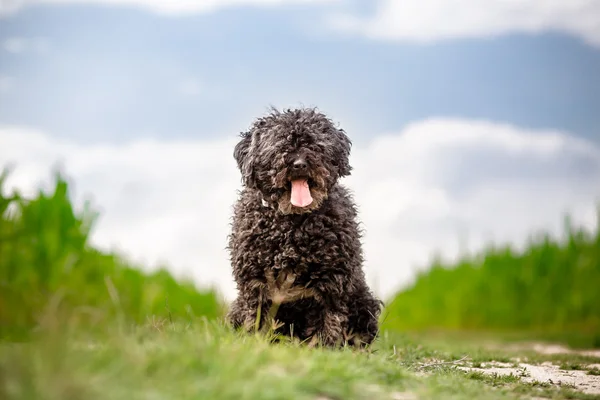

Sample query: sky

[1,0,600,302]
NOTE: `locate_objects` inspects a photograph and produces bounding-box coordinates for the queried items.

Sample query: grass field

[2,168,600,399]
[382,210,600,350]
[2,319,600,400]
[0,169,224,341]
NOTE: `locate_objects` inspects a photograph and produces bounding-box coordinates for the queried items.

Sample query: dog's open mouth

[289,178,314,208]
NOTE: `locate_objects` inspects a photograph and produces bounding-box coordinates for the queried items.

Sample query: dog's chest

[248,211,337,285]
[264,268,317,304]
[253,210,340,268]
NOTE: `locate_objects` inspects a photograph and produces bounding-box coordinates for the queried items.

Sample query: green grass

[3,166,600,398]
[382,209,600,348]
[0,168,224,340]
[2,320,600,400]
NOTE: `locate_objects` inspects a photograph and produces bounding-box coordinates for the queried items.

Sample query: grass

[382,209,600,349]
[3,166,600,398]
[2,319,600,400]
[0,168,224,340]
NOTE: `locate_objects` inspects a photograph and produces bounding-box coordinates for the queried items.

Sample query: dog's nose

[293,159,308,171]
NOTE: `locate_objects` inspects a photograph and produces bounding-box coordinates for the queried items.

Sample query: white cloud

[329,0,600,47]
[3,38,26,53]
[0,128,241,300]
[1,118,599,302]
[2,37,51,53]
[346,119,600,296]
[0,76,15,93]
[0,0,335,17]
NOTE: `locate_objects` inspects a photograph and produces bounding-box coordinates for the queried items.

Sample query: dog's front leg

[317,308,348,347]
[308,288,349,347]
[303,269,351,347]
[227,281,270,332]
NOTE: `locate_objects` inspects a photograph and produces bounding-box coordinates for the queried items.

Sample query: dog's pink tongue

[290,179,313,207]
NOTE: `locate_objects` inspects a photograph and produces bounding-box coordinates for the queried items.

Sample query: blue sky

[2,1,600,144]
[1,0,600,300]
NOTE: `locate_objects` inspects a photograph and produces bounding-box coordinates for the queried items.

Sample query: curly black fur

[226,107,381,347]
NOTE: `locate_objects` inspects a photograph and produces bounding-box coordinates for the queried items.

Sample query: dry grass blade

[418,355,471,370]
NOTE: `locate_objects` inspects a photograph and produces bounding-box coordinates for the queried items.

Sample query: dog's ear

[234,131,251,171]
[233,131,257,187]
[334,128,353,177]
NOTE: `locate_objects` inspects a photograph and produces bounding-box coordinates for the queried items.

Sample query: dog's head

[234,107,352,214]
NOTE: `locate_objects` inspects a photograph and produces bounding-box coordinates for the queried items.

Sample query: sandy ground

[457,343,600,395]
[459,361,600,395]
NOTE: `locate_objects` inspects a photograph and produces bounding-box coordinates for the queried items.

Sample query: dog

[226,107,381,347]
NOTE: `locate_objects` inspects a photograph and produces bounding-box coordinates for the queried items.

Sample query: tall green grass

[4,165,599,349]
[0,168,224,340]
[382,211,600,347]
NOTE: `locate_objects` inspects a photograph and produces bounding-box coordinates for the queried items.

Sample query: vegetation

[382,210,600,348]
[0,168,224,340]
[3,320,600,400]
[2,166,600,398]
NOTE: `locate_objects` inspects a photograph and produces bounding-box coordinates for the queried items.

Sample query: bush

[0,168,224,340]
[382,210,600,346]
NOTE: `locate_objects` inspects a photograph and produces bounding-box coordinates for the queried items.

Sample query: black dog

[226,107,381,347]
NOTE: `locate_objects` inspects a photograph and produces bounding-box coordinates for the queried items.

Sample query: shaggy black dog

[226,107,381,347]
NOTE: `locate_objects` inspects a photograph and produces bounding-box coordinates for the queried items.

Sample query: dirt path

[459,361,600,395]
[457,342,600,395]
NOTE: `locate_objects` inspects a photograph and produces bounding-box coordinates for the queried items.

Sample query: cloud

[1,118,599,302]
[329,0,600,47]
[0,0,335,17]
[0,76,15,93]
[2,37,51,54]
[0,127,241,300]
[345,119,600,296]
